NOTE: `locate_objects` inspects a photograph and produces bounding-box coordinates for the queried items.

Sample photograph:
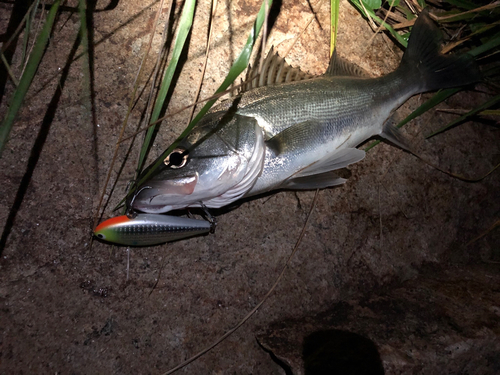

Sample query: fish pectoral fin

[281,172,347,190]
[280,148,365,190]
[380,122,413,152]
[266,119,326,155]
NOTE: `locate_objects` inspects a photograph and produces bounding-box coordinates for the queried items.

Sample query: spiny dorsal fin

[241,47,314,92]
[326,49,369,77]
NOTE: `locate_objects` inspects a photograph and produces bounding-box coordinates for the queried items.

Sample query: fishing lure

[94,213,215,246]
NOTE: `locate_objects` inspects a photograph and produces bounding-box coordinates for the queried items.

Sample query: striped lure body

[94,214,212,246]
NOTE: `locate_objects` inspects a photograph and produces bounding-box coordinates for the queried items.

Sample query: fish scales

[237,74,411,140]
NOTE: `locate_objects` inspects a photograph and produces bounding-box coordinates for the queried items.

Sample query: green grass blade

[427,94,500,138]
[398,89,461,129]
[20,0,40,66]
[478,110,499,116]
[135,0,196,175]
[330,0,340,55]
[186,0,273,128]
[468,32,500,57]
[21,6,31,66]
[0,0,61,158]
[349,0,408,47]
[0,52,19,86]
[131,0,273,193]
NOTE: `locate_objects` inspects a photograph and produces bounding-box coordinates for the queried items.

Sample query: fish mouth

[131,175,198,213]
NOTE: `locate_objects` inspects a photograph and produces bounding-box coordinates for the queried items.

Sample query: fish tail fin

[400,8,481,93]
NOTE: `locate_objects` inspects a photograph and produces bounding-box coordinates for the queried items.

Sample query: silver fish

[94,214,213,246]
[130,10,480,214]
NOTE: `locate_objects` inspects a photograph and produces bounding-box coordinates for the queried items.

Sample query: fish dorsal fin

[241,47,314,92]
[326,49,369,77]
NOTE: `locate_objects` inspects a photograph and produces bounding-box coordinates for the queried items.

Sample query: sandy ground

[1,0,499,373]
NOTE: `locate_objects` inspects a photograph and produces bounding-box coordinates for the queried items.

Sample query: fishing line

[162,190,320,375]
[186,0,218,125]
[412,152,500,182]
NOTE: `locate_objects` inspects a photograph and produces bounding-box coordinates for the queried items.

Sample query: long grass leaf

[427,94,500,138]
[21,0,41,66]
[0,0,38,55]
[0,53,19,86]
[468,32,500,57]
[330,0,340,55]
[349,0,408,46]
[135,0,196,175]
[21,3,31,66]
[0,0,61,158]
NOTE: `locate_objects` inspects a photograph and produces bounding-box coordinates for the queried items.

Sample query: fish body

[94,214,212,246]
[130,10,480,214]
[236,73,412,196]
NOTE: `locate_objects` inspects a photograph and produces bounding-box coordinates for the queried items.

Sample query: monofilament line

[163,190,320,374]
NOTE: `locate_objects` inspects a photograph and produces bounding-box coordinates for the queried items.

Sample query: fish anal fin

[380,122,412,152]
[326,49,369,77]
[281,172,347,190]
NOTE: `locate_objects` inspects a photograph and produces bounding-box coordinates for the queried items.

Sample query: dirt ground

[0,0,499,374]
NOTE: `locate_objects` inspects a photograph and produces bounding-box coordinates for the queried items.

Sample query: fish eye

[164,148,188,169]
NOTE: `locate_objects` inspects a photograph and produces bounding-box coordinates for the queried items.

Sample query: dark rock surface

[257,263,500,374]
[1,0,498,373]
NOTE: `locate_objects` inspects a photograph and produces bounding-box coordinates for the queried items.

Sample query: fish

[93,214,213,246]
[129,9,480,214]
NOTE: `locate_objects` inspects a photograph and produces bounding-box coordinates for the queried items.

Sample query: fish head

[130,112,265,213]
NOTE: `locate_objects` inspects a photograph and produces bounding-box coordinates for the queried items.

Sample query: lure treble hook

[200,202,217,234]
